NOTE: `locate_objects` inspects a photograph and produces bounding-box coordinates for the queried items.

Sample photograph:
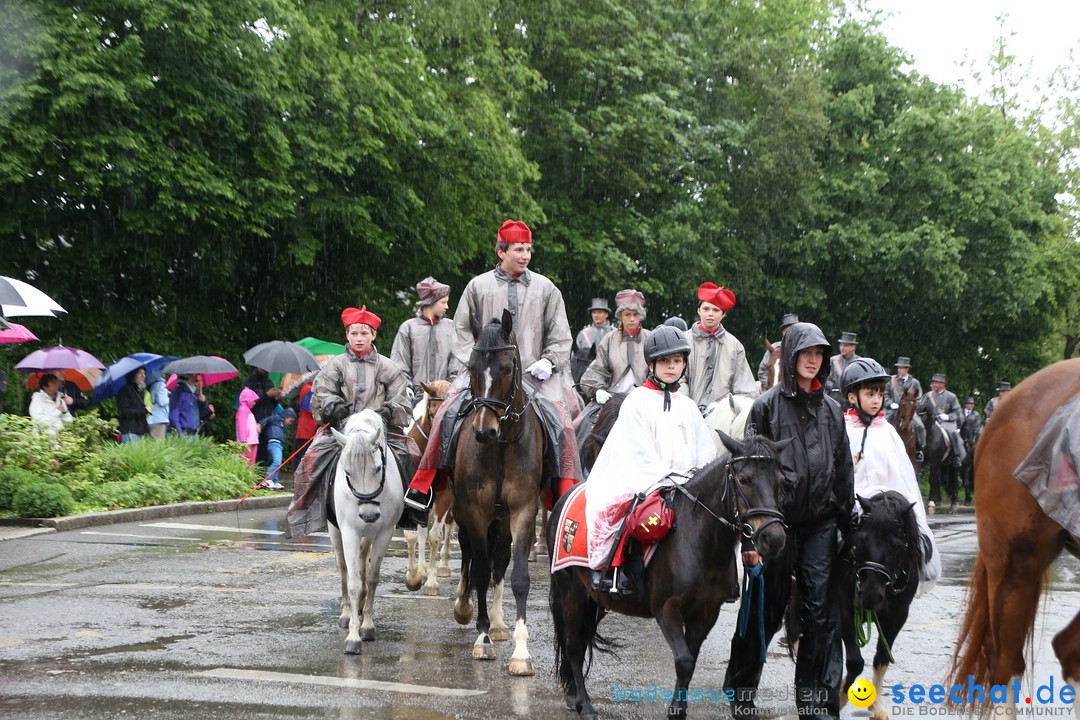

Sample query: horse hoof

[404,573,423,592]
[338,616,350,629]
[472,643,496,660]
[927,501,936,515]
[489,626,510,642]
[508,657,534,676]
[437,567,451,578]
[528,547,537,562]
[361,628,375,642]
[344,639,362,655]
[454,604,474,625]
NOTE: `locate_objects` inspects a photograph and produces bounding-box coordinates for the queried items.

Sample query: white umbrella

[0,276,66,317]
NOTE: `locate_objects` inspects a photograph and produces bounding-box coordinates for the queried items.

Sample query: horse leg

[507,499,538,676]
[403,527,425,592]
[438,519,455,578]
[453,527,474,625]
[328,524,350,629]
[470,534,496,661]
[1051,608,1080,704]
[340,527,365,655]
[868,604,910,720]
[530,506,549,561]
[489,580,509,641]
[423,517,443,596]
[360,533,391,642]
[656,599,695,718]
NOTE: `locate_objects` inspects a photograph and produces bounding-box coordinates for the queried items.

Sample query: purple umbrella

[15,345,106,372]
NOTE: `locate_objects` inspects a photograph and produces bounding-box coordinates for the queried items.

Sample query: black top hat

[780,313,799,330]
[931,373,947,384]
[998,381,1011,392]
[894,356,912,368]
[588,297,610,313]
[836,331,858,345]
[964,397,975,404]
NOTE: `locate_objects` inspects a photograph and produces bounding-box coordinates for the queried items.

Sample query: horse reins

[343,440,388,506]
[459,342,534,443]
[669,454,787,542]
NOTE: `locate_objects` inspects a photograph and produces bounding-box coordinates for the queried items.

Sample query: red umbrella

[0,322,38,344]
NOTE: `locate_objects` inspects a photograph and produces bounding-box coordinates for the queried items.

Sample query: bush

[13,482,75,518]
[0,467,52,512]
[85,473,179,510]
[172,469,252,502]
[64,410,119,451]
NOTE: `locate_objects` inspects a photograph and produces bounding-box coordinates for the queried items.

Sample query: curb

[0,493,292,535]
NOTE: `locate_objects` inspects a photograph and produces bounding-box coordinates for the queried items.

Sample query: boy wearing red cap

[390,276,456,403]
[287,305,410,537]
[402,219,582,523]
[685,282,759,414]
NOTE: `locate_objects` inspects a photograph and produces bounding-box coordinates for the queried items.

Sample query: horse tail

[549,571,622,698]
[949,552,991,704]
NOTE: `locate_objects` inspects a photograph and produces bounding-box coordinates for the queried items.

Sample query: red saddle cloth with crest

[550,484,669,572]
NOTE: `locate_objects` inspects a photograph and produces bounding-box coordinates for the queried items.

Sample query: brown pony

[452,309,546,675]
[404,380,453,595]
[888,385,919,474]
[950,359,1080,706]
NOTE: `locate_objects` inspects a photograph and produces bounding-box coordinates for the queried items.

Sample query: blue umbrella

[92,353,177,402]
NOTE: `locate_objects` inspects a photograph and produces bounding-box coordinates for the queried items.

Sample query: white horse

[705,392,755,449]
[329,409,403,654]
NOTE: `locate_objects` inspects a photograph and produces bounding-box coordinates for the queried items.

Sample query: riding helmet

[840,357,891,396]
[644,325,691,363]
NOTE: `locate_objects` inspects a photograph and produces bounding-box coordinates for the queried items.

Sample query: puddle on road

[137,597,189,612]
[66,633,196,659]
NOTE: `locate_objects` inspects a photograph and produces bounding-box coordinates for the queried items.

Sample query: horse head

[466,308,525,444]
[333,409,390,524]
[717,431,792,559]
[850,492,922,610]
[763,337,782,390]
[895,386,918,431]
[419,379,450,428]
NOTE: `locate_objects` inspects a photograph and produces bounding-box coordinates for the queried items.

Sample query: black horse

[576,392,627,474]
[548,432,792,719]
[958,416,980,505]
[837,491,923,720]
[918,404,958,511]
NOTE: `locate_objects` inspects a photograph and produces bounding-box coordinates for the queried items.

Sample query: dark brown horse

[548,432,791,719]
[576,391,627,474]
[404,380,453,594]
[888,386,919,474]
[950,359,1080,709]
[452,309,546,675]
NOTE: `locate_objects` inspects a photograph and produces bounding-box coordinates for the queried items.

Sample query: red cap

[341,305,381,331]
[497,219,532,245]
[697,282,736,312]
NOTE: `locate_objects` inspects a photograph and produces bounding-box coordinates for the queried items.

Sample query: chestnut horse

[452,309,546,675]
[404,380,454,596]
[549,433,791,719]
[888,386,919,474]
[762,337,782,391]
[950,359,1080,708]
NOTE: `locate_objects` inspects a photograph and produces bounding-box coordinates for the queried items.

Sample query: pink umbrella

[0,322,38,344]
[16,345,106,372]
[164,356,238,390]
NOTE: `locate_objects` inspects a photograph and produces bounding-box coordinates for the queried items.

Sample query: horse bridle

[343,441,388,506]
[848,513,911,595]
[413,394,446,443]
[459,343,534,442]
[670,453,787,542]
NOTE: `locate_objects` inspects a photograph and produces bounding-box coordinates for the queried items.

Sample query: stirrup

[591,570,613,593]
[403,489,432,513]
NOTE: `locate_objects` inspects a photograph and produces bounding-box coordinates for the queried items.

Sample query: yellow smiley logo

[848,678,876,709]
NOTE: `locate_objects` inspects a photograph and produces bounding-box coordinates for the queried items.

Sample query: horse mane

[340,409,384,468]
[866,490,923,570]
[477,317,514,350]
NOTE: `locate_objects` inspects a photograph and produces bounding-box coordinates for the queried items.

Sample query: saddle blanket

[550,484,658,572]
[1014,391,1080,536]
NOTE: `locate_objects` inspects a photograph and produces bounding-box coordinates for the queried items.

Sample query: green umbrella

[269,337,345,386]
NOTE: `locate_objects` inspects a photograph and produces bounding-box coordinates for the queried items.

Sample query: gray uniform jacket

[578,328,651,400]
[451,267,573,404]
[572,323,614,384]
[823,353,860,401]
[685,323,759,410]
[311,348,410,432]
[922,389,962,426]
[885,374,924,409]
[390,316,457,394]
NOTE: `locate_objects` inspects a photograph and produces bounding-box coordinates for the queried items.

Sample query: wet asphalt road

[1,508,1078,720]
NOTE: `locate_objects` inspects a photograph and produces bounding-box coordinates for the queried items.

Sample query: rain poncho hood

[778,322,832,397]
[236,388,260,444]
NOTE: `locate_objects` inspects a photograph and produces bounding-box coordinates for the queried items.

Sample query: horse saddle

[935,424,953,457]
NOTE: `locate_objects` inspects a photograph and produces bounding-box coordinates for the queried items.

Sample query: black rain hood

[778,322,832,397]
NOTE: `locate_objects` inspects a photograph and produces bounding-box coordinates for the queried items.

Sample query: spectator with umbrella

[16,345,106,418]
[242,341,319,465]
[147,370,171,440]
[28,372,73,434]
[116,368,150,443]
[162,356,239,437]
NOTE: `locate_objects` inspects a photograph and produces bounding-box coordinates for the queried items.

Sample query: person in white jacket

[840,358,940,591]
[585,325,716,596]
[28,373,74,435]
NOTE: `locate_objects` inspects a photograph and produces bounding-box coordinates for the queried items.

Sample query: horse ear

[858,495,873,515]
[763,337,773,351]
[770,437,795,454]
[469,312,483,341]
[420,381,436,397]
[716,429,741,456]
[331,427,347,447]
[501,308,514,336]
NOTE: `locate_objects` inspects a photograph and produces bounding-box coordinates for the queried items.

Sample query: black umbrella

[162,355,240,377]
[243,341,320,374]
